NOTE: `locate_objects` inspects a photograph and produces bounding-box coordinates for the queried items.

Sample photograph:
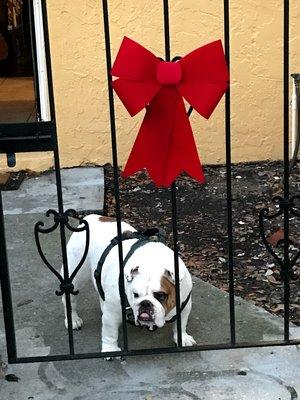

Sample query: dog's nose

[140,300,151,308]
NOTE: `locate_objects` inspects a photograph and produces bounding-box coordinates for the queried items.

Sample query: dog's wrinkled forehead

[127,265,175,296]
[127,267,162,294]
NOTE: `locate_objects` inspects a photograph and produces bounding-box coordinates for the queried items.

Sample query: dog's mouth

[137,310,154,322]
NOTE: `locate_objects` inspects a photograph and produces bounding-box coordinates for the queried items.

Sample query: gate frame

[0,0,300,364]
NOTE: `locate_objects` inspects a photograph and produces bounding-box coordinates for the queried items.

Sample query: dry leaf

[272,304,285,312]
[291,304,300,310]
[0,173,10,186]
[266,275,281,284]
[265,269,273,277]
[256,296,267,302]
[266,229,284,247]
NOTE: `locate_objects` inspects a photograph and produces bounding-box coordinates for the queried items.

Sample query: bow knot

[156,61,182,85]
[111,37,229,187]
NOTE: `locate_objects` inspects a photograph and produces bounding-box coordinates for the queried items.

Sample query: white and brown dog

[62,214,196,352]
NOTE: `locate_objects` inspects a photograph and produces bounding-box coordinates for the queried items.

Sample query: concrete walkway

[0,168,299,399]
[2,167,104,215]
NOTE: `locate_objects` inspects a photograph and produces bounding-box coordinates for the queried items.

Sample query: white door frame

[32,0,51,122]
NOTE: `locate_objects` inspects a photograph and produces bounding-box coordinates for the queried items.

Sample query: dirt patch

[0,173,10,186]
[104,161,300,325]
[0,171,25,190]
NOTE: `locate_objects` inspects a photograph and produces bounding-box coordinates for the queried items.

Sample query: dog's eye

[153,292,167,302]
[133,293,139,298]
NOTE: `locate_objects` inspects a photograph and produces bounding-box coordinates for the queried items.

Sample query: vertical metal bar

[224,0,236,345]
[283,0,290,342]
[0,192,17,363]
[163,0,182,348]
[170,187,182,347]
[28,0,41,120]
[102,0,128,351]
[163,0,171,59]
[41,0,75,354]
[53,152,75,356]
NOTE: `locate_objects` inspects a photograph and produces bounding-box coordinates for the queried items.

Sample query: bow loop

[111,36,159,81]
[178,40,229,119]
[111,37,161,116]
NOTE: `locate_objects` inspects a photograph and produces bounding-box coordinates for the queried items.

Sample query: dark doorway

[0,0,35,123]
[0,0,33,77]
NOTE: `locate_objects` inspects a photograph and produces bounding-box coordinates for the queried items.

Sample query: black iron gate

[0,0,299,364]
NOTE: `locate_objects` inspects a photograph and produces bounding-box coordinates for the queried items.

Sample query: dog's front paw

[64,313,83,330]
[173,332,197,347]
[102,344,121,361]
[102,344,121,353]
[182,333,197,347]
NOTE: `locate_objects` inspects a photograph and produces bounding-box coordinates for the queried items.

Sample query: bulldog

[62,214,196,352]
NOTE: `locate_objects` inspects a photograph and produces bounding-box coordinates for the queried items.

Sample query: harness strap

[123,238,150,266]
[166,290,192,323]
[94,231,151,301]
[94,239,118,300]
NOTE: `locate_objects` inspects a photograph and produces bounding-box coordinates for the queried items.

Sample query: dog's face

[125,266,176,329]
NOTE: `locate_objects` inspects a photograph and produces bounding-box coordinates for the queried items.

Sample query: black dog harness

[94,228,191,329]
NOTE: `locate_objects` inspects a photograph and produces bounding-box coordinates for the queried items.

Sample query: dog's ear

[163,268,184,284]
[163,268,175,284]
[126,266,140,282]
[142,228,166,242]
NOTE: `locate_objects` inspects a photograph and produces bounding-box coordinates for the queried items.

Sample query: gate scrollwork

[34,209,90,296]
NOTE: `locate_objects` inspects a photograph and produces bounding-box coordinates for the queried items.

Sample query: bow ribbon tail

[122,87,205,187]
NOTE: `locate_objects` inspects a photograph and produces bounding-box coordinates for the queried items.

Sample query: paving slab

[0,169,300,399]
[1,328,300,400]
[2,167,104,215]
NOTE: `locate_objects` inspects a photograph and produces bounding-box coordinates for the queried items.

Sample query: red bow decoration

[111,37,229,187]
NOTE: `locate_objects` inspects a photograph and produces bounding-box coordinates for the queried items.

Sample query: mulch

[103,161,300,325]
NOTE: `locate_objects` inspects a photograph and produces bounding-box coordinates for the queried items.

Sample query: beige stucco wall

[1,0,300,172]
